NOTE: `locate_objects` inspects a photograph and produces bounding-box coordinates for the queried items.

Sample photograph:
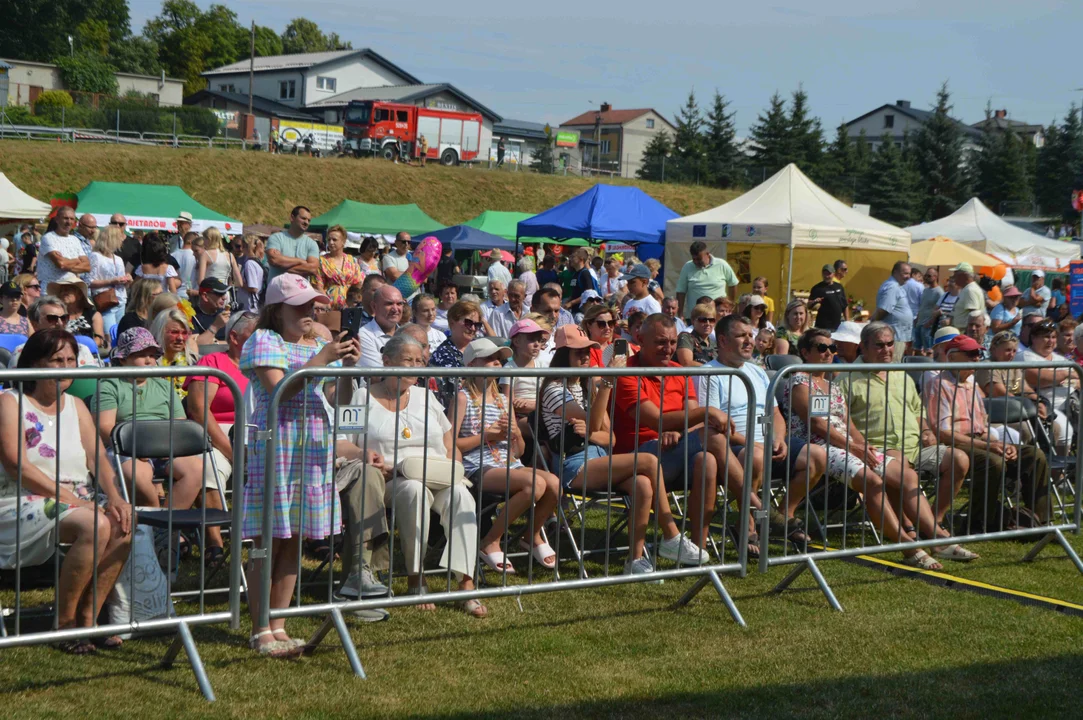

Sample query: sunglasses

[44,313,70,324]
[813,343,838,353]
[695,316,717,323]
[109,220,127,226]
[593,319,615,328]
[27,284,41,290]
[461,319,483,331]
[874,340,895,349]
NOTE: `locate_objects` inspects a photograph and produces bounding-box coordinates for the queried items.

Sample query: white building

[1,58,184,107]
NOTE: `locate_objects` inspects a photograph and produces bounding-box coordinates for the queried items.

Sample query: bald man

[358,284,405,367]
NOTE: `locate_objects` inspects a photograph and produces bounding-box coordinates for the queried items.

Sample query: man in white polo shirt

[358,285,404,367]
[676,241,739,320]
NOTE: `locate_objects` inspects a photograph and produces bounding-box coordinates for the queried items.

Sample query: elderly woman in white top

[344,333,485,617]
[1023,318,1077,455]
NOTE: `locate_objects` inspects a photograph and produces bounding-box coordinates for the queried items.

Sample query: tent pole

[786,246,795,301]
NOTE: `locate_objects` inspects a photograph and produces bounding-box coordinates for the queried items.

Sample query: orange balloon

[978,264,1007,280]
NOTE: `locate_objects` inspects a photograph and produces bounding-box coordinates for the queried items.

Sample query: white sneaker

[657,534,709,565]
[336,566,389,599]
[624,556,655,575]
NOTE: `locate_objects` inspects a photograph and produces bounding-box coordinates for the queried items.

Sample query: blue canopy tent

[426,225,518,252]
[515,184,677,261]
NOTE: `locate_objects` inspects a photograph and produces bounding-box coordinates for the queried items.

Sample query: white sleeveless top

[205,249,233,285]
[0,391,90,499]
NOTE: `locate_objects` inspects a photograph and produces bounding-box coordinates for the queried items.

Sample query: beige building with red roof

[560,103,676,178]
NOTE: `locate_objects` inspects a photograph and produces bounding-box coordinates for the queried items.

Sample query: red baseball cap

[945,335,982,354]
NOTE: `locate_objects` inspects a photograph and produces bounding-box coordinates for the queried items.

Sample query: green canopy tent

[464,210,588,246]
[76,181,243,235]
[309,200,443,238]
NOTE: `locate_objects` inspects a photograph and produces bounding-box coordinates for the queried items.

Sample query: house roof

[493,119,548,141]
[201,48,422,84]
[970,117,1044,134]
[560,108,674,129]
[304,83,502,121]
[184,89,321,121]
[845,103,982,141]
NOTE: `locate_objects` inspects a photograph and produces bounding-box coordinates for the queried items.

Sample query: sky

[129,0,1083,134]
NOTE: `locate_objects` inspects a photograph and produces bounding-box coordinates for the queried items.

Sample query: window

[396,110,409,123]
[884,114,895,129]
[646,118,655,129]
[218,84,236,93]
[316,76,337,92]
[374,108,390,122]
[600,140,611,154]
[279,80,296,100]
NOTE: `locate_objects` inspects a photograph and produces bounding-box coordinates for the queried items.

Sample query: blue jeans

[100,304,123,341]
[554,445,608,489]
[731,438,808,479]
[637,431,707,488]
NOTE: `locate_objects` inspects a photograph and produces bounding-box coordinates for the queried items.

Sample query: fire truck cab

[342,101,483,166]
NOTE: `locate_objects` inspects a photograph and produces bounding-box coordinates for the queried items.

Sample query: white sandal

[902,549,943,571]
[249,630,300,658]
[935,544,980,562]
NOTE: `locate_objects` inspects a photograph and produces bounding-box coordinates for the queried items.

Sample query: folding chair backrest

[75,334,100,359]
[111,419,211,460]
[0,333,27,353]
[902,355,932,392]
[766,354,802,372]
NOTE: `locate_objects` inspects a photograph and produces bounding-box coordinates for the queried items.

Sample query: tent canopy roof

[464,210,535,241]
[425,225,517,252]
[904,198,1080,267]
[0,173,52,221]
[666,164,910,251]
[309,200,443,236]
[516,184,678,244]
[76,181,242,233]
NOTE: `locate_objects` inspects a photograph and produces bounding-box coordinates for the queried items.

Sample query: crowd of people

[0,209,1069,658]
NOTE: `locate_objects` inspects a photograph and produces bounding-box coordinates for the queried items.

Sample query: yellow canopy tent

[664,165,910,312]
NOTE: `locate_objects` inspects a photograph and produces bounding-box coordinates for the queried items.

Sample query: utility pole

[247,21,255,116]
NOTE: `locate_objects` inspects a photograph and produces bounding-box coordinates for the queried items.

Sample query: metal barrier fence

[0,365,246,702]
[256,364,758,678]
[759,359,1083,610]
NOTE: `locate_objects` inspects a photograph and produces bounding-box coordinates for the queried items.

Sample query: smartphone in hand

[613,338,629,356]
[341,307,365,341]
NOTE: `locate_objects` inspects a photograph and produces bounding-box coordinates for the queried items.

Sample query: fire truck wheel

[382,145,397,161]
[440,149,459,166]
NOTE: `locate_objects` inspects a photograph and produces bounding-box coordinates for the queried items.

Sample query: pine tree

[637,131,672,182]
[788,85,824,180]
[972,106,1030,214]
[530,128,555,174]
[1036,105,1083,219]
[912,82,968,221]
[748,92,791,181]
[859,132,917,226]
[822,122,855,197]
[671,90,707,183]
[703,91,741,188]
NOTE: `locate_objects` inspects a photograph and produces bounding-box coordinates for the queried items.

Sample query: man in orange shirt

[612,313,758,555]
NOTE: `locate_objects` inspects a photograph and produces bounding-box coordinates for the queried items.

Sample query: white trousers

[389,480,477,578]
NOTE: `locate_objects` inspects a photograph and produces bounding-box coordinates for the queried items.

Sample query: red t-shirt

[612,355,689,453]
[182,351,248,425]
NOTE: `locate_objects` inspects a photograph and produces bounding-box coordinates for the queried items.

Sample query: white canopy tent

[665,164,910,308]
[904,198,1080,269]
[0,173,50,220]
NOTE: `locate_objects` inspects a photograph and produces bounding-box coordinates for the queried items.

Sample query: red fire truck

[342,101,484,165]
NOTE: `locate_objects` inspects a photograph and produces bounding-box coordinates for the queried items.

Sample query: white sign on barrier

[337,405,367,433]
[810,394,830,418]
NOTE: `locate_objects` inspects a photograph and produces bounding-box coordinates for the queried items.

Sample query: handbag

[397,456,471,491]
[94,287,119,311]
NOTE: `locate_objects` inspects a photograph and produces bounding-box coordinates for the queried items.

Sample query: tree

[637,131,672,182]
[703,91,741,188]
[280,18,351,54]
[858,132,917,226]
[971,105,1031,214]
[530,128,556,174]
[822,122,856,197]
[1035,105,1083,220]
[748,92,791,181]
[76,19,112,56]
[669,90,707,183]
[111,36,162,76]
[1,0,131,63]
[54,53,119,94]
[253,25,284,57]
[911,82,968,221]
[787,85,824,180]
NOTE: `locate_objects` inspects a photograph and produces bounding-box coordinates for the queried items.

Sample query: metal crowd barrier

[759,359,1083,611]
[257,364,757,679]
[0,366,246,702]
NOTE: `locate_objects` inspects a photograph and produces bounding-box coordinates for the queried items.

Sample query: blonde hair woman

[197,227,242,289]
[777,299,809,356]
[89,225,132,338]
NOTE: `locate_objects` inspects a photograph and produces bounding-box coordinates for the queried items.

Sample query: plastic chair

[0,333,28,354]
[109,324,118,347]
[765,354,802,372]
[74,335,101,359]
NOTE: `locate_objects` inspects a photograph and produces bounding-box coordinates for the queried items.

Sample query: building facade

[844,99,982,152]
[1,58,184,107]
[559,104,676,178]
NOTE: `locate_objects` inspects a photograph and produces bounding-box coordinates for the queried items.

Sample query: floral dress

[782,372,889,482]
[319,254,363,310]
[240,329,340,540]
[0,393,99,568]
[0,314,29,336]
[429,340,465,412]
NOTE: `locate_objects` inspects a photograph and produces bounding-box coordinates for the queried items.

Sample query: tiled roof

[560,108,671,128]
[202,49,421,84]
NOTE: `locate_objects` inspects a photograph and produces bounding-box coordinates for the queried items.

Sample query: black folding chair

[765,354,802,372]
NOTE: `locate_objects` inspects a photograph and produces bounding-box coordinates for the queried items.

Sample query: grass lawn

[0,142,737,227]
[3,529,1082,719]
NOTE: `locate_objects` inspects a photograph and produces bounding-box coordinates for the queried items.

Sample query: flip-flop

[480,550,516,574]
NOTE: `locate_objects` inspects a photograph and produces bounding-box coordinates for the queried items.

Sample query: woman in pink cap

[241,273,361,658]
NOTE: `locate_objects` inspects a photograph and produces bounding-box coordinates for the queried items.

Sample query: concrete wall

[116,73,184,106]
[303,55,409,104]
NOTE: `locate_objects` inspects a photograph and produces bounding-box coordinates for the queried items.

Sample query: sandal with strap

[462,598,488,618]
[94,634,123,649]
[249,630,301,659]
[934,544,980,562]
[55,639,96,655]
[902,550,943,571]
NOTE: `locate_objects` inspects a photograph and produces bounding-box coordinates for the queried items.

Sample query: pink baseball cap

[555,325,600,350]
[265,273,330,306]
[508,318,550,339]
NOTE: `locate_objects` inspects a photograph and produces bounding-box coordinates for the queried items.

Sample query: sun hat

[952,262,974,274]
[265,273,330,306]
[46,272,89,298]
[746,295,766,308]
[177,211,193,223]
[463,337,513,364]
[508,318,550,339]
[579,289,602,304]
[554,325,600,350]
[113,327,163,360]
[933,326,960,345]
[944,335,982,354]
[1002,285,1023,298]
[621,264,651,281]
[830,321,863,345]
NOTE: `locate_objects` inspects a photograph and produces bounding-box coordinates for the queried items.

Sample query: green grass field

[3,528,1082,719]
[0,142,737,227]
